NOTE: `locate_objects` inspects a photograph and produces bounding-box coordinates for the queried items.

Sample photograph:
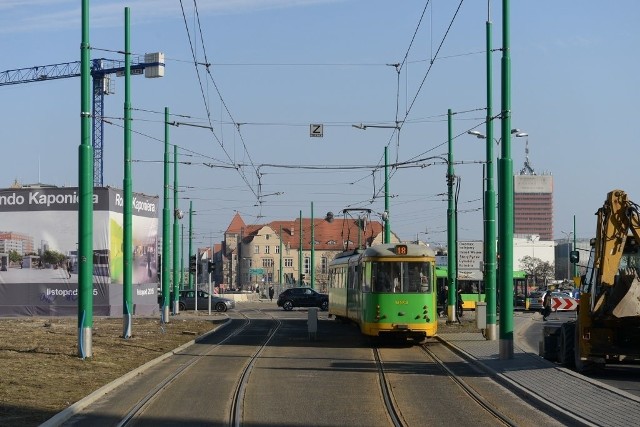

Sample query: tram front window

[371,262,431,293]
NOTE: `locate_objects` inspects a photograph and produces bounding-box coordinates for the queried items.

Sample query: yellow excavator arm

[594,189,640,287]
[592,189,640,318]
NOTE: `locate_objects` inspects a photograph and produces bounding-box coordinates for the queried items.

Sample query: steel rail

[372,347,406,427]
[229,310,282,427]
[419,344,517,427]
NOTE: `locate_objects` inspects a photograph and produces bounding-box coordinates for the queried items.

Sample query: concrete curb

[41,317,232,427]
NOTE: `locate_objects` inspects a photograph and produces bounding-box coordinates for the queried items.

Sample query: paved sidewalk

[438,319,640,427]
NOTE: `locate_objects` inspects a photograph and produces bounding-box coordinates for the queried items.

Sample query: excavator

[542,189,640,371]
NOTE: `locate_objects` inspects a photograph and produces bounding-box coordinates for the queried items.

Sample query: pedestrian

[456,287,464,319]
[67,260,72,279]
[542,291,552,321]
[268,285,274,302]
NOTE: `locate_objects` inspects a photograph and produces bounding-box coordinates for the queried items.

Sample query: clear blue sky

[1,1,638,248]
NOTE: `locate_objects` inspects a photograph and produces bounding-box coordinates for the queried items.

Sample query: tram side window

[372,262,390,292]
[407,262,431,293]
[362,263,371,292]
[333,267,345,289]
[347,265,357,289]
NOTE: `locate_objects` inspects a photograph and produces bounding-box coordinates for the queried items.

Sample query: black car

[277,287,328,311]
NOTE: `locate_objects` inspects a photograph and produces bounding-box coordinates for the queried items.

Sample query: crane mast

[0,54,164,186]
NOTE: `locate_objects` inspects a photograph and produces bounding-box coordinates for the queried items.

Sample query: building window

[262,258,274,268]
[254,245,259,254]
[245,258,252,267]
[275,245,280,254]
[284,258,293,267]
[265,245,270,254]
[304,257,310,274]
[321,256,328,274]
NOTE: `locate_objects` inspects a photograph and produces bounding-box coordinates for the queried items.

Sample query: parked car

[527,290,578,312]
[159,290,235,312]
[528,290,546,312]
[277,287,328,311]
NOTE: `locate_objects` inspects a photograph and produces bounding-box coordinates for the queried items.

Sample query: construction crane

[0,53,164,186]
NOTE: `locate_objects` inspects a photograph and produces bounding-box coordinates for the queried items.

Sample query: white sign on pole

[310,124,323,137]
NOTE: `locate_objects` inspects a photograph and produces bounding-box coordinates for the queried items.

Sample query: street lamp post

[468,128,527,144]
[499,0,514,360]
[447,109,457,322]
[172,145,182,315]
[467,127,526,341]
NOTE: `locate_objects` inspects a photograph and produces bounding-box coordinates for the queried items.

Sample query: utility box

[308,307,318,340]
[476,301,487,329]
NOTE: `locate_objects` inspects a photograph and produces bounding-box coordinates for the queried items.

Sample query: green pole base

[78,327,92,359]
[485,323,497,341]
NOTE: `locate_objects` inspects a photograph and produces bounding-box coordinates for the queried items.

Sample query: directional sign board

[249,268,264,275]
[310,124,323,138]
[552,296,577,311]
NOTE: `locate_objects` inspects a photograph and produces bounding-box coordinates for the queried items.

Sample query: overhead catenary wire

[178,0,259,199]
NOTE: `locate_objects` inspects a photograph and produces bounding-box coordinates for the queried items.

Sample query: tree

[519,255,555,288]
[42,249,66,267]
[8,250,22,264]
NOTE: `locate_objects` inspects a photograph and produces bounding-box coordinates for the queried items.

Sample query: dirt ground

[0,314,225,427]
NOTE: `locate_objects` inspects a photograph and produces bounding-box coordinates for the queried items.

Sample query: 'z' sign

[310,124,323,138]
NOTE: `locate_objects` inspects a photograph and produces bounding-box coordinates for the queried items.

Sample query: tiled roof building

[210,212,399,291]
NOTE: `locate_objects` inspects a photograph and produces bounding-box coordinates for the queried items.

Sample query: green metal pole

[172,145,180,314]
[311,202,315,289]
[279,225,283,285]
[122,7,133,339]
[485,8,497,341]
[78,0,94,359]
[447,109,457,322]
[161,107,170,323]
[573,214,577,279]
[384,147,390,244]
[188,201,193,290]
[498,0,514,359]
[180,224,184,288]
[299,210,303,286]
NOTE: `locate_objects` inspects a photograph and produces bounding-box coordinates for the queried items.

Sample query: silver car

[178,290,235,312]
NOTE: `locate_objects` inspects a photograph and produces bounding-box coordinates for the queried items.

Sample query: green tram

[435,267,528,311]
[327,243,437,342]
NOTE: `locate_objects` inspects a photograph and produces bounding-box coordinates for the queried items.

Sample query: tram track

[372,347,405,427]
[96,308,281,427]
[229,310,281,427]
[419,343,518,427]
[372,340,525,427]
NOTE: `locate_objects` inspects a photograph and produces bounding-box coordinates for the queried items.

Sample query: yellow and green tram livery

[328,243,437,342]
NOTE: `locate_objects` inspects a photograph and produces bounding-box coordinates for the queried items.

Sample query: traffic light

[189,255,197,273]
[570,250,579,264]
[208,260,215,273]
